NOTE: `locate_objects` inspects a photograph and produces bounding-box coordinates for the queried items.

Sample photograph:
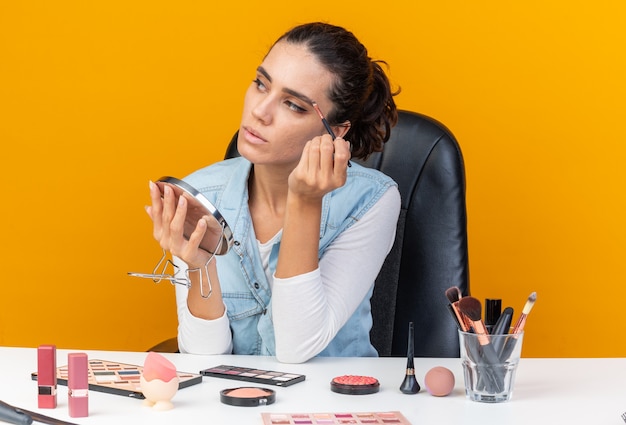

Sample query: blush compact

[220,387,276,407]
[330,375,380,395]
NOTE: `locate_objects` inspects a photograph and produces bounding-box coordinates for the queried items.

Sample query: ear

[333,121,351,139]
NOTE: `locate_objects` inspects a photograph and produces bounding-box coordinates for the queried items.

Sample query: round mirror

[155,176,234,255]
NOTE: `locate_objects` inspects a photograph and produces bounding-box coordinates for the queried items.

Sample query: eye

[285,100,306,113]
[252,78,267,92]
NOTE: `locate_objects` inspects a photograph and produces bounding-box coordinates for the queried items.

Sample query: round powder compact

[330,375,380,395]
[220,387,276,407]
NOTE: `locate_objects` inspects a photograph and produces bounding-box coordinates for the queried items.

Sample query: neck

[248,164,290,211]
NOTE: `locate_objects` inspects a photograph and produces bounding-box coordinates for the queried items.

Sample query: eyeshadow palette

[200,364,305,387]
[31,359,202,399]
[261,411,412,424]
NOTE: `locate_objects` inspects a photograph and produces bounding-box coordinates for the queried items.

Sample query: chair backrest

[224,110,470,357]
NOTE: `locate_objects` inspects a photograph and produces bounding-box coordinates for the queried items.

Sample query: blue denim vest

[183,157,397,357]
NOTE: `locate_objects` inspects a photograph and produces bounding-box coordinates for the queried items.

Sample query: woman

[147,22,401,363]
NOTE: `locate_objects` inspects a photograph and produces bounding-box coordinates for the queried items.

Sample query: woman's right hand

[148,180,226,319]
[146,181,219,269]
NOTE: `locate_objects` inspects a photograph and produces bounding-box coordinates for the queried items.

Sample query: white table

[0,347,624,424]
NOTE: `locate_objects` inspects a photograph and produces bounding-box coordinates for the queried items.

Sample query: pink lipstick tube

[68,353,89,417]
[37,344,57,409]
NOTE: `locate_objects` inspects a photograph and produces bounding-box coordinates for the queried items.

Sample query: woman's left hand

[288,134,351,200]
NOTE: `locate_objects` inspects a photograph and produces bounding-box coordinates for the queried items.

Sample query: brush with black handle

[490,306,514,355]
[0,399,79,425]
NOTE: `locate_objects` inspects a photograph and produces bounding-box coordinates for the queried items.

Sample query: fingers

[148,182,190,252]
[303,135,348,174]
[318,136,335,172]
[186,216,208,253]
[149,180,162,225]
[144,204,153,219]
[332,136,351,173]
[149,181,165,242]
[147,181,214,269]
[158,183,177,248]
[304,137,321,174]
[168,193,188,249]
[291,135,350,199]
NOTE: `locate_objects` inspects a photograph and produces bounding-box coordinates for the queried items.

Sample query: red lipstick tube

[68,353,89,417]
[37,344,57,409]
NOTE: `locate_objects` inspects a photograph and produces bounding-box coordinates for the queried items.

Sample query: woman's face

[237,40,337,167]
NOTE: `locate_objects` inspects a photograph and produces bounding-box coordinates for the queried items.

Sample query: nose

[251,95,274,125]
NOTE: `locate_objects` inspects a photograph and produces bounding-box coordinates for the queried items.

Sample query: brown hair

[273,22,399,159]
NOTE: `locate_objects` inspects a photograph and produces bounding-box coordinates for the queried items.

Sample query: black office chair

[149,110,469,357]
[363,110,469,357]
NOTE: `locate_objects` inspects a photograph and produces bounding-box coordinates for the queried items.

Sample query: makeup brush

[311,101,351,167]
[511,292,537,335]
[499,292,537,361]
[0,399,80,425]
[458,296,506,392]
[448,289,489,392]
[0,400,32,425]
[444,287,491,390]
[444,286,461,303]
[444,286,471,332]
[312,102,337,140]
[399,322,420,394]
[491,306,514,336]
[446,286,467,332]
[457,297,495,346]
[491,306,514,356]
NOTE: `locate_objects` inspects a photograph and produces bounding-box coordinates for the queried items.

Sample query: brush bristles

[457,296,482,321]
[445,286,462,303]
[522,292,537,314]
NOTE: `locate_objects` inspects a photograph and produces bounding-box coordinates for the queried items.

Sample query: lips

[242,126,267,144]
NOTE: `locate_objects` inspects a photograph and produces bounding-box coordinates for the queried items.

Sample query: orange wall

[1,1,625,357]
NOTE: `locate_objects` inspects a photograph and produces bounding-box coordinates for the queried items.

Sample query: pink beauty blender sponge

[424,366,455,397]
[142,352,178,382]
[140,352,179,410]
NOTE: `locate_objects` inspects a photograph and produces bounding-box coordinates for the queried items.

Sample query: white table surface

[0,346,625,424]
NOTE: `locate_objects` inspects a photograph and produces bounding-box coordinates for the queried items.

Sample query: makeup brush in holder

[399,322,420,394]
[458,297,506,393]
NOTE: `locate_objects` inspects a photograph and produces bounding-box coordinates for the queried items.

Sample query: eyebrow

[257,66,315,107]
